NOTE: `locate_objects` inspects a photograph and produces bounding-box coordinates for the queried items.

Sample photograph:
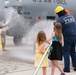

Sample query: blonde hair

[54,22,62,42]
[36,31,47,46]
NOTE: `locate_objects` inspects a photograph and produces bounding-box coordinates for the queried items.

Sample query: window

[17,6,22,14]
[46,16,56,20]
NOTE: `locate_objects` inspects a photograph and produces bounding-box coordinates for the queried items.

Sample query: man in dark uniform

[55,6,76,72]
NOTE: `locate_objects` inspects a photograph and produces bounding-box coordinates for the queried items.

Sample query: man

[0,19,7,51]
[55,6,76,72]
[36,16,41,22]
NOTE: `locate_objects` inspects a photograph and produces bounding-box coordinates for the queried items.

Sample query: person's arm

[47,31,55,42]
[2,25,9,31]
[0,21,9,31]
[61,35,64,47]
[60,35,64,47]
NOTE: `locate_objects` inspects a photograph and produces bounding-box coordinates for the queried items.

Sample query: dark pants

[62,37,76,71]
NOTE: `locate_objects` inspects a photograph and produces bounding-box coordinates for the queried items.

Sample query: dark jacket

[57,14,76,37]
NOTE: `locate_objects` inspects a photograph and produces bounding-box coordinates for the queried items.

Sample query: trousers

[1,31,6,49]
[62,37,76,70]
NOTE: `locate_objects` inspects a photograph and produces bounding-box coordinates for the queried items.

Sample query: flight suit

[0,22,6,51]
[1,31,6,50]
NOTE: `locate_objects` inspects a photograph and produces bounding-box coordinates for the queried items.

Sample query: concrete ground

[0,36,76,75]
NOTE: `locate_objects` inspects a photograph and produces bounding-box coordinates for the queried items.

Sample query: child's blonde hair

[54,22,62,42]
[36,31,47,46]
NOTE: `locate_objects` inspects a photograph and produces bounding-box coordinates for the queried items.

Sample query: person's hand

[2,25,9,31]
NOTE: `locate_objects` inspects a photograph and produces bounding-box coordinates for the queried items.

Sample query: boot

[74,67,76,71]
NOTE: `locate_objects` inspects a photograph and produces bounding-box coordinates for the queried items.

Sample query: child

[34,31,49,75]
[47,22,65,75]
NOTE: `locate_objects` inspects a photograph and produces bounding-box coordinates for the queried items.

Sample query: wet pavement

[0,36,76,75]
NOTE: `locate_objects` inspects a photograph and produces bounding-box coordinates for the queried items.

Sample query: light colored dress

[34,43,48,67]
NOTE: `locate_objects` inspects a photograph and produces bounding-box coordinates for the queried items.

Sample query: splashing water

[27,20,55,41]
[0,7,55,45]
[4,7,28,28]
[4,7,16,25]
[1,7,31,36]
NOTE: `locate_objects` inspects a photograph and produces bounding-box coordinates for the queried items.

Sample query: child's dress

[34,43,48,67]
[48,36,62,60]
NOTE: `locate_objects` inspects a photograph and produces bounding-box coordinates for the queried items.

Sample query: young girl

[47,22,65,75]
[34,31,49,75]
